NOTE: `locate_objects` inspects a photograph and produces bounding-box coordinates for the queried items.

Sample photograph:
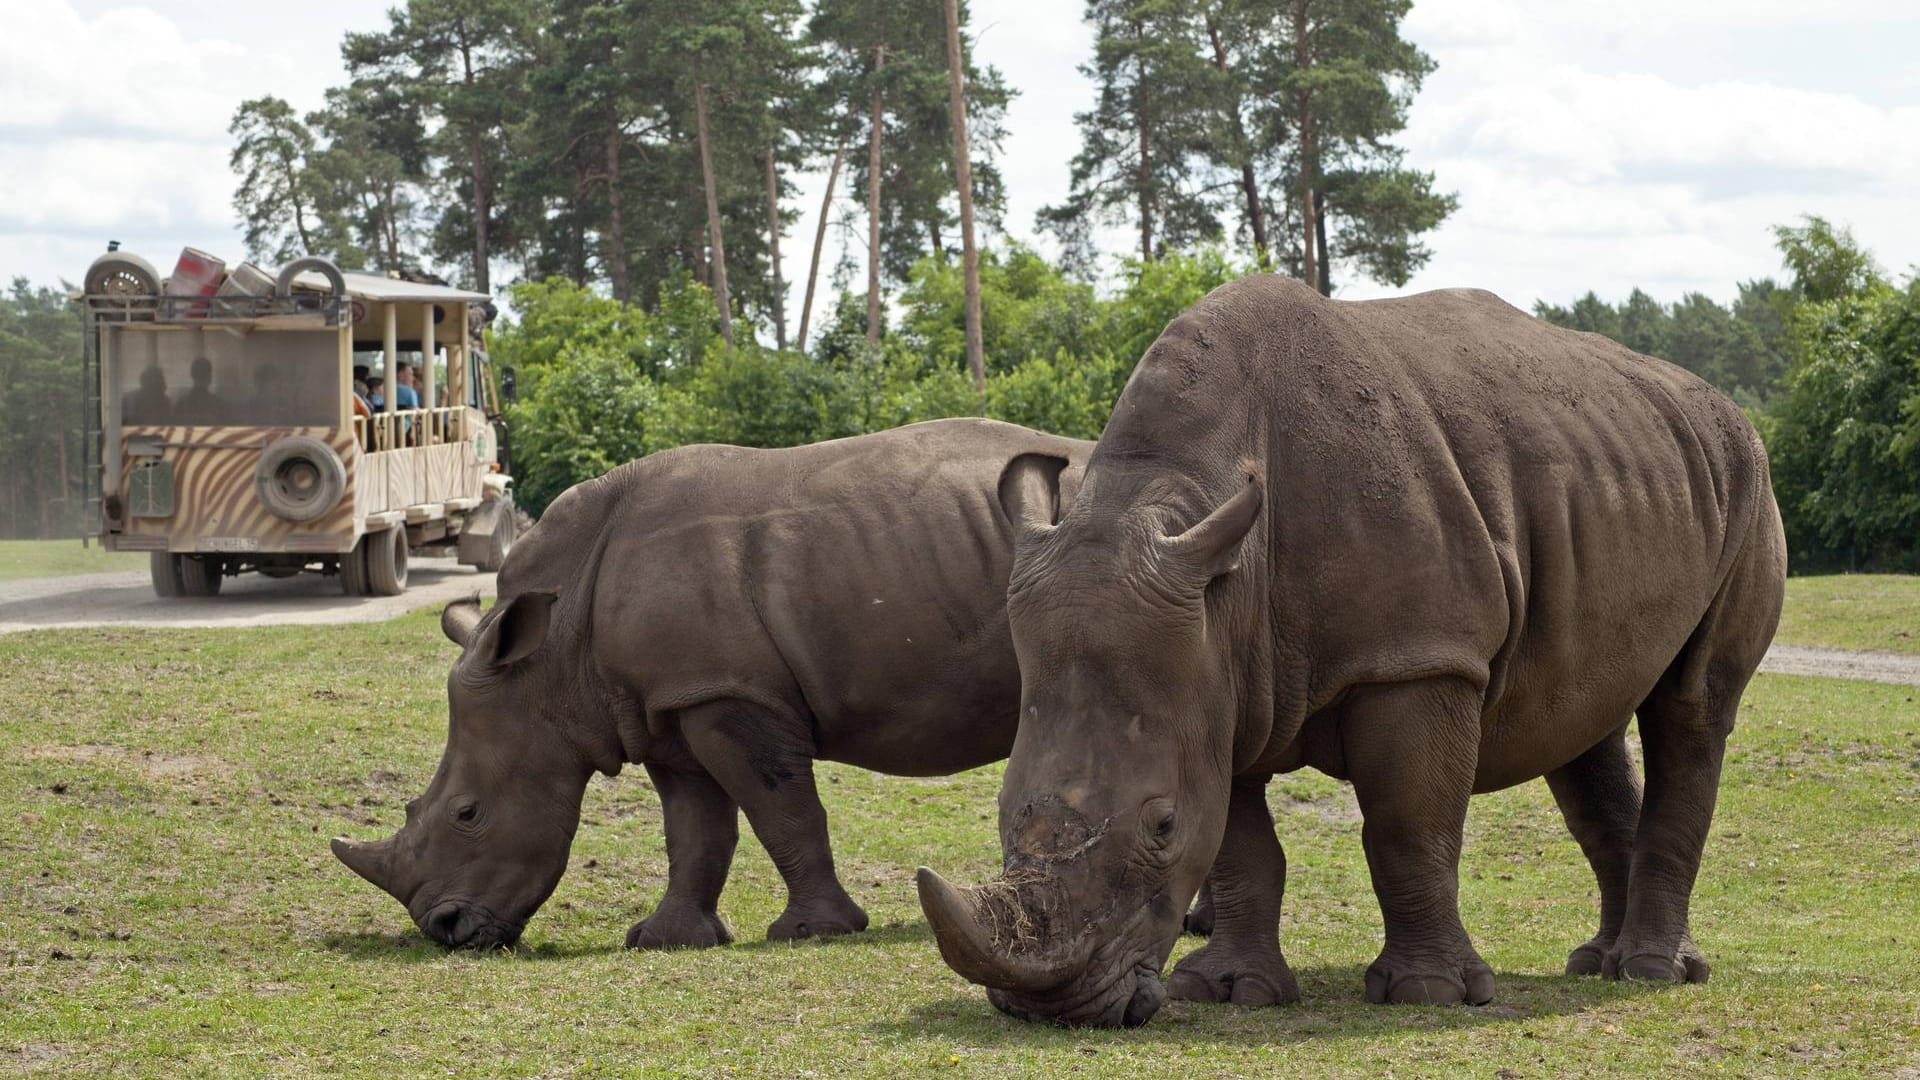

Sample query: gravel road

[0,557,495,634]
[3,571,1916,689]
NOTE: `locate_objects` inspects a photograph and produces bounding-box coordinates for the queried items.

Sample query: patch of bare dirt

[26,744,228,781]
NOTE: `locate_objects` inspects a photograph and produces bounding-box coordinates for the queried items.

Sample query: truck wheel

[366,527,408,596]
[339,537,370,596]
[178,556,224,597]
[475,499,516,572]
[150,552,183,597]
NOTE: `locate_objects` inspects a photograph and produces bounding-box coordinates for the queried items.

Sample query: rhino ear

[1158,472,1263,580]
[441,594,484,647]
[472,590,559,668]
[998,453,1069,542]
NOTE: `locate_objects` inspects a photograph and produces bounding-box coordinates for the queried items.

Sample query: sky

[3,0,1917,322]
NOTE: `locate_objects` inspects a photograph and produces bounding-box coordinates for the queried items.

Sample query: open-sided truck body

[81,252,515,597]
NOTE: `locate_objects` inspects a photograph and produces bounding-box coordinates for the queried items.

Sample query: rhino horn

[331,835,399,895]
[916,867,1090,992]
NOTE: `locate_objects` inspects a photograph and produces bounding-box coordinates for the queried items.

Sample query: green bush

[1762,278,1920,570]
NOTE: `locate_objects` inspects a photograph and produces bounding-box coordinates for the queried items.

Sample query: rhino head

[918,454,1263,1026]
[332,590,591,948]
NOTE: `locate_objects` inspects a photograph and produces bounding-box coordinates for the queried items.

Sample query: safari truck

[79,247,516,598]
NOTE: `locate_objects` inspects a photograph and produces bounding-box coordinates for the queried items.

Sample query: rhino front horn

[916,866,1090,993]
[331,835,398,894]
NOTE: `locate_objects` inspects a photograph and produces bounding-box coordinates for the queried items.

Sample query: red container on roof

[164,247,224,296]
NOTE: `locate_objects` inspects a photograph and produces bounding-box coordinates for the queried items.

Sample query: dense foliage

[492,248,1247,515]
[1536,217,1918,571]
[0,281,83,539]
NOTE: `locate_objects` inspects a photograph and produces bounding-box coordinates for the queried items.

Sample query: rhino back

[1098,276,1779,783]
[578,418,1089,776]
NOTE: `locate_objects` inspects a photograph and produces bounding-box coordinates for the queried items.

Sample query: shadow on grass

[320,921,932,962]
[318,931,627,963]
[877,964,1666,1046]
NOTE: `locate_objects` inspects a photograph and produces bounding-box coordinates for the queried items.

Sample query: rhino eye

[454,801,479,823]
[1143,799,1176,848]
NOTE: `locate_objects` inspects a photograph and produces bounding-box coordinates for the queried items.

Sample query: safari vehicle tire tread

[340,536,370,596]
[255,436,347,523]
[366,527,408,596]
[476,498,515,573]
[177,556,223,597]
[149,551,183,597]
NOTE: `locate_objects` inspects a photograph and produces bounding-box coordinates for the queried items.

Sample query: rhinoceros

[917,276,1786,1027]
[332,418,1091,950]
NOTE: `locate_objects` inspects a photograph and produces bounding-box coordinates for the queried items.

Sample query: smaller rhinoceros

[331,418,1090,950]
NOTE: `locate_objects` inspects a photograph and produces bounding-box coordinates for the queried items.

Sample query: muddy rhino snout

[417,899,521,950]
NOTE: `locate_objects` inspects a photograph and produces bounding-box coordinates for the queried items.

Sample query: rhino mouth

[416,899,522,950]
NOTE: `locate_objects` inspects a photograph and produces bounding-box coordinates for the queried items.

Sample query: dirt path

[0,557,495,634]
[4,570,1918,688]
[1757,643,1920,687]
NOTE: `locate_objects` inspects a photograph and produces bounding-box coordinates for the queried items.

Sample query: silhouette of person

[124,363,171,423]
[173,356,225,425]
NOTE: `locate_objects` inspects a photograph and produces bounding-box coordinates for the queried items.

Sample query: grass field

[1778,574,1920,655]
[0,539,146,581]
[2,612,1917,1078]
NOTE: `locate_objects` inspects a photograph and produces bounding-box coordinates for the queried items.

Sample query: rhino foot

[1602,934,1710,984]
[1565,935,1616,976]
[766,895,869,942]
[626,903,733,950]
[1166,940,1299,1006]
[1363,947,1496,1006]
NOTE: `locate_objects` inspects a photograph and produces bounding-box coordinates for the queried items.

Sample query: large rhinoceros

[917,276,1786,1027]
[332,418,1090,950]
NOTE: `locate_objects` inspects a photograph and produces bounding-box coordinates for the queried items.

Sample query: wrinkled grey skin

[333,419,1090,950]
[918,276,1786,1027]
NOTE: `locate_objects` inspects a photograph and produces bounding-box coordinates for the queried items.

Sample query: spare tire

[274,256,346,299]
[85,252,160,298]
[255,435,347,522]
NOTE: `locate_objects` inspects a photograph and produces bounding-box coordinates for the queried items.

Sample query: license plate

[197,537,260,552]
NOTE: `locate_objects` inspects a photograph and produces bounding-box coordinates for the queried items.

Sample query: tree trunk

[457,34,491,292]
[1134,21,1153,262]
[1206,18,1269,269]
[602,104,633,303]
[944,0,985,392]
[1314,189,1331,294]
[796,134,848,353]
[694,80,735,347]
[606,106,631,304]
[764,148,787,350]
[1293,0,1317,293]
[866,46,887,346]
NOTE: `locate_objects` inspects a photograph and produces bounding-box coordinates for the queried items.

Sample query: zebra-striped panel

[111,425,360,554]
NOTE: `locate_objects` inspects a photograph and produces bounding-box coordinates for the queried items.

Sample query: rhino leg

[627,763,738,949]
[1167,774,1300,1007]
[680,699,870,943]
[1184,879,1216,936]
[1346,677,1496,1006]
[1545,723,1639,975]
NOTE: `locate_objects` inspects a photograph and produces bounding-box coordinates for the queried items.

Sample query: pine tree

[1040,0,1221,269]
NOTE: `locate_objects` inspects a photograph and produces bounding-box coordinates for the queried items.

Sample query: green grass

[1778,574,1920,655]
[0,539,146,581]
[3,613,1917,1077]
